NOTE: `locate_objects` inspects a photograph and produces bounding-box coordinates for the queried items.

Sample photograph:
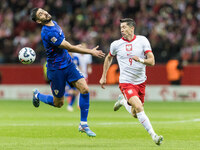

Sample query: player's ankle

[80,121,87,125]
[120,99,125,105]
[151,133,157,140]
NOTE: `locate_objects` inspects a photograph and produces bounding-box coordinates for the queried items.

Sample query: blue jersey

[41,21,72,70]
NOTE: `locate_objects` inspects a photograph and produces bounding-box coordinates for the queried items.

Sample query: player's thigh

[65,63,86,93]
[119,84,143,112]
[72,78,89,94]
[128,96,144,113]
[47,69,66,98]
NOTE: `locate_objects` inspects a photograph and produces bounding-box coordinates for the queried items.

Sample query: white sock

[136,111,156,139]
[80,121,87,125]
[121,98,132,114]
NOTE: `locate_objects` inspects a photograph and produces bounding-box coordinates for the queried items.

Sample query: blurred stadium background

[0,0,200,150]
[0,0,200,100]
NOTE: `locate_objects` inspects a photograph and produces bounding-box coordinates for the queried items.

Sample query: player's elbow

[65,44,74,51]
[148,59,155,66]
[59,40,74,51]
[150,61,155,66]
[106,54,113,63]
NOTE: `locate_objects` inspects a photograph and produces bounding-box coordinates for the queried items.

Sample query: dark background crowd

[0,0,199,64]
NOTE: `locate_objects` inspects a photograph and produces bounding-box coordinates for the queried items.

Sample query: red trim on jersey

[121,35,136,43]
[109,51,115,56]
[144,50,152,54]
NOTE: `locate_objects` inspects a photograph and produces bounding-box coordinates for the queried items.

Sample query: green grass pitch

[0,100,200,150]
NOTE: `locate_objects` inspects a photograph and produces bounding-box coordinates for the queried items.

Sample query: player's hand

[99,76,106,89]
[132,56,139,62]
[132,56,144,64]
[91,46,105,58]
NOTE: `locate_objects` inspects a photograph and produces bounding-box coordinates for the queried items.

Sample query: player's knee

[80,87,89,94]
[53,97,64,108]
[132,113,137,118]
[131,108,137,118]
[134,105,143,113]
[54,101,64,108]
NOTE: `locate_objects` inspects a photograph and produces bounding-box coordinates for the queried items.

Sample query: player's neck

[44,20,54,26]
[123,34,135,41]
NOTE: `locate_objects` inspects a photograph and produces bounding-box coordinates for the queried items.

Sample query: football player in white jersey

[100,18,163,145]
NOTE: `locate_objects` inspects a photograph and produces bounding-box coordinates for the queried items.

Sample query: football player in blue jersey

[30,8,105,137]
[65,54,80,112]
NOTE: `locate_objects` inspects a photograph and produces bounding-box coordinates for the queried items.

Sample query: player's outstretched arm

[59,40,105,58]
[99,54,113,89]
[132,52,155,66]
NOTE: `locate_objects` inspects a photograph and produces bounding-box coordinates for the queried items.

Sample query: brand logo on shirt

[128,89,133,94]
[54,90,59,95]
[126,44,132,51]
[51,37,57,43]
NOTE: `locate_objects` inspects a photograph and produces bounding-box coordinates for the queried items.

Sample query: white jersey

[72,53,92,78]
[110,35,152,85]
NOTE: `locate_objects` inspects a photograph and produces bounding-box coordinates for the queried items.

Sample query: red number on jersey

[129,58,132,65]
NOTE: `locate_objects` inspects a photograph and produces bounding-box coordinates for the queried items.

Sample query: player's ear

[36,20,41,24]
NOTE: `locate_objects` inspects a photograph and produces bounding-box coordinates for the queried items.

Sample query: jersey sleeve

[48,31,64,47]
[109,41,117,56]
[143,36,152,54]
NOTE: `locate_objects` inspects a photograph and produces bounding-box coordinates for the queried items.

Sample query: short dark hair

[120,18,136,27]
[30,8,39,22]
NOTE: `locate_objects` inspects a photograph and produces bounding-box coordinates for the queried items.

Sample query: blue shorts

[47,63,84,98]
[65,82,76,90]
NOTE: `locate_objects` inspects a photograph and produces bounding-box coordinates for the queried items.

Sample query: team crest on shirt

[51,37,57,43]
[126,44,132,51]
[54,90,59,95]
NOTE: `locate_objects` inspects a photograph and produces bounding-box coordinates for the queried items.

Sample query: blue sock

[69,95,76,106]
[79,93,90,122]
[38,93,54,106]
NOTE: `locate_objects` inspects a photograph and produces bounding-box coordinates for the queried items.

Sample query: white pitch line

[98,118,200,125]
[0,119,200,127]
